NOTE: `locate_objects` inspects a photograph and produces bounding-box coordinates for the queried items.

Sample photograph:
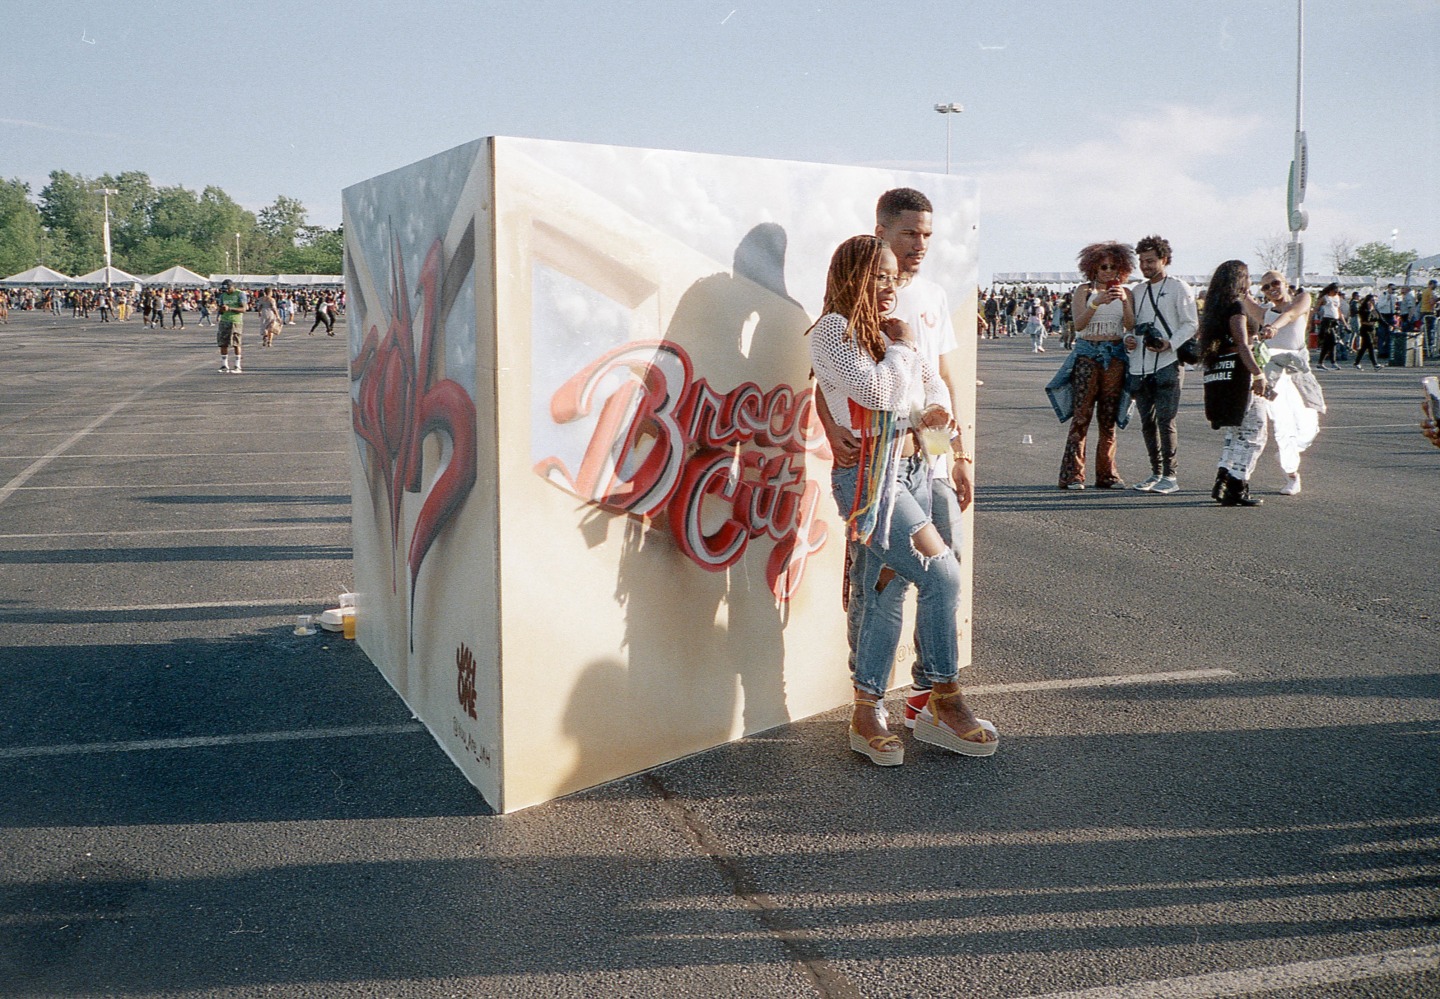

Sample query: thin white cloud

[0,117,130,142]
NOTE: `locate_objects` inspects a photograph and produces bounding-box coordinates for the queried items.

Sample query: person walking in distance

[1353,294,1382,370]
[1376,283,1397,358]
[216,279,248,373]
[258,289,282,347]
[310,294,337,335]
[1315,283,1344,370]
[1125,235,1197,494]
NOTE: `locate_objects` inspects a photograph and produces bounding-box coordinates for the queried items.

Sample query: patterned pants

[1060,355,1126,486]
[1219,394,1267,481]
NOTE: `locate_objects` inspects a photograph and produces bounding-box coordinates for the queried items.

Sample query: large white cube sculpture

[343,137,978,812]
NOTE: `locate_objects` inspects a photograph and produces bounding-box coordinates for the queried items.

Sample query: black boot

[1220,474,1263,507]
[1211,468,1228,501]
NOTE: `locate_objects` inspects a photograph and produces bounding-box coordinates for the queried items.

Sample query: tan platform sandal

[849,694,904,767]
[912,687,998,758]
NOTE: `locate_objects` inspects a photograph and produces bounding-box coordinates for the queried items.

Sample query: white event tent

[144,265,210,287]
[71,265,144,287]
[208,273,343,288]
[0,265,74,286]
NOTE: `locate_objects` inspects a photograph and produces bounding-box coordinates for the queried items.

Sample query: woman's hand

[919,404,950,430]
[1251,373,1269,397]
[881,317,915,345]
[1422,399,1440,450]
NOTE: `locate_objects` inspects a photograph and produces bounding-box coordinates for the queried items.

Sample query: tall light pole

[1285,0,1307,283]
[235,232,242,273]
[934,102,964,174]
[98,186,118,286]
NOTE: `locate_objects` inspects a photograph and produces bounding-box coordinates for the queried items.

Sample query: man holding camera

[1124,235,1197,495]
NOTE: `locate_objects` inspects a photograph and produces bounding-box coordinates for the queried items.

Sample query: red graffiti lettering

[537,339,830,601]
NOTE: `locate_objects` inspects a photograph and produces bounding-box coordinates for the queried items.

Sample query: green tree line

[1337,241,1419,279]
[0,170,342,278]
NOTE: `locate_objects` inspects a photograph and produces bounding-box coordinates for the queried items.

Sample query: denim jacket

[1045,339,1133,428]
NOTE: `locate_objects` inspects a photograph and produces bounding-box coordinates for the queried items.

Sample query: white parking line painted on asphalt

[1013,943,1440,998]
[0,389,151,509]
[8,430,350,437]
[0,723,425,760]
[11,480,349,491]
[0,357,233,509]
[0,450,346,459]
[1324,423,1428,430]
[968,669,1236,696]
[0,525,347,539]
[35,598,330,613]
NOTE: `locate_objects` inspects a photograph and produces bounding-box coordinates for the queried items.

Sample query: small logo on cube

[456,644,478,720]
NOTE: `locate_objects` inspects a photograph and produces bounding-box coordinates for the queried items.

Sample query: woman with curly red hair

[1046,241,1137,489]
[809,234,996,767]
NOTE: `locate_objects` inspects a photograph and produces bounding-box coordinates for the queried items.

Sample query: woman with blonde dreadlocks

[809,234,997,767]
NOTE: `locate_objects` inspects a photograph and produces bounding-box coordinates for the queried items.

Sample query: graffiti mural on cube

[345,136,977,812]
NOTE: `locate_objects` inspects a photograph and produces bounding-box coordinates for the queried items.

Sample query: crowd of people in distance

[0,283,344,378]
[981,277,1439,365]
[0,285,344,331]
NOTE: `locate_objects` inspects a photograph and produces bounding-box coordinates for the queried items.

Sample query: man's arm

[937,351,974,511]
[1171,279,1199,346]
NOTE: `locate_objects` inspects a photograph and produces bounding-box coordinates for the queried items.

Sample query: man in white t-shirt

[875,188,977,732]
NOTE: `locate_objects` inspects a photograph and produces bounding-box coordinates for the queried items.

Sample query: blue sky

[4,0,1436,282]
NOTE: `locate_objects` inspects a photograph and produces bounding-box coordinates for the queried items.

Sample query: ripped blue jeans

[832,455,962,698]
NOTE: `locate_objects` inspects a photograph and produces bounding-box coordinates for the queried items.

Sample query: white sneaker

[1133,474,1161,492]
[1280,473,1301,495]
[232,365,243,374]
[1151,475,1179,495]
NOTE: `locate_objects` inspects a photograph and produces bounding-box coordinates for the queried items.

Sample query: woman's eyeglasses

[875,274,900,287]
[1261,280,1282,291]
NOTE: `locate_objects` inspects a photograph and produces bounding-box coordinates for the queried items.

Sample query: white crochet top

[809,312,948,433]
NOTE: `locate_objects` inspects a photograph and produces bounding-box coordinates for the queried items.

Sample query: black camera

[1134,321,1166,351]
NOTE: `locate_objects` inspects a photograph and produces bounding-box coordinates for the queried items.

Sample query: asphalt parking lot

[1,309,1436,998]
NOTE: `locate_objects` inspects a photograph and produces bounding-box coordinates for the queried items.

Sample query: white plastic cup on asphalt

[294,614,315,636]
[1021,433,1033,445]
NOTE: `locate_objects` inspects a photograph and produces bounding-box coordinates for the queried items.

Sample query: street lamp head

[933,102,964,114]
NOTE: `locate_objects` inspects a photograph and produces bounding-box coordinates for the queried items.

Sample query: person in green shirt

[216,279,248,373]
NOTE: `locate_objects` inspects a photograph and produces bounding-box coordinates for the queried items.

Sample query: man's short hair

[1135,234,1172,263]
[877,187,933,225]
